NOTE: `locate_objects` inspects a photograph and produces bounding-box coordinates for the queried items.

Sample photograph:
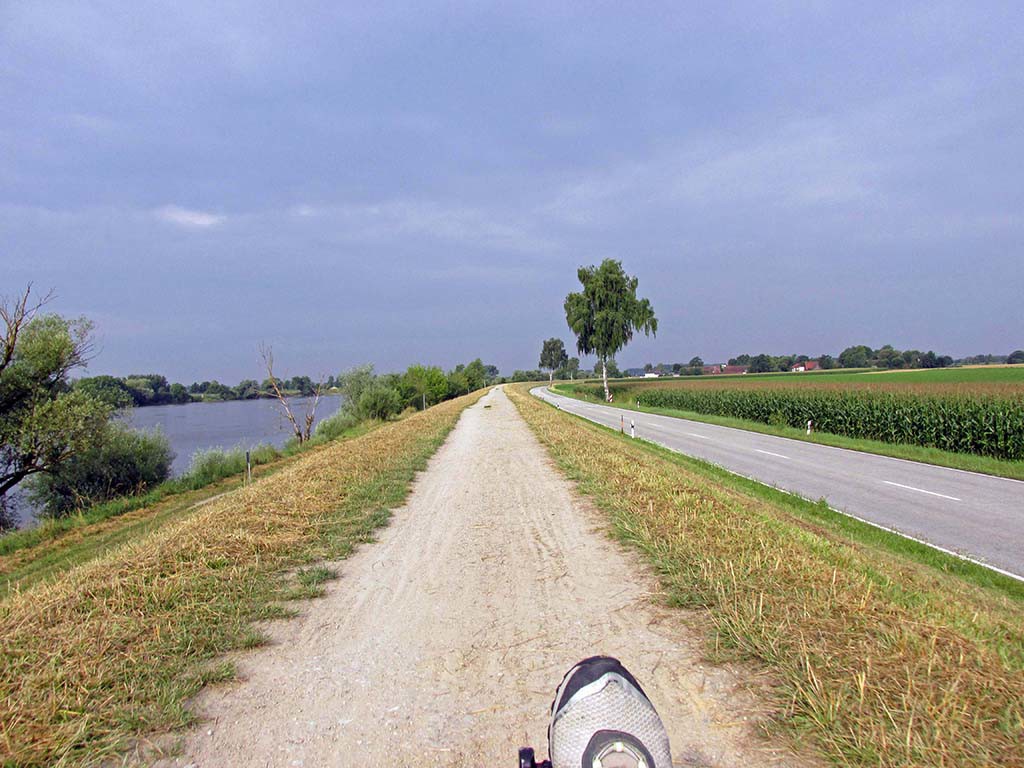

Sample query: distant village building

[702,364,748,375]
[790,360,820,372]
[643,372,661,378]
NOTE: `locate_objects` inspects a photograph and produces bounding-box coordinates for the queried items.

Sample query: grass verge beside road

[0,389,487,767]
[552,383,1024,481]
[509,384,1023,767]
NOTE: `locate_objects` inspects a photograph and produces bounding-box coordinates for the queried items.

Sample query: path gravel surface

[156,387,814,768]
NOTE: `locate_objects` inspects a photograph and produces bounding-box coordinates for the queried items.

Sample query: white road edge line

[755,449,790,459]
[883,480,961,502]
[532,387,1024,583]
[541,386,1024,486]
[686,432,711,439]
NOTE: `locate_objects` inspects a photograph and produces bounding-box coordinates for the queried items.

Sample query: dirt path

[158,388,812,767]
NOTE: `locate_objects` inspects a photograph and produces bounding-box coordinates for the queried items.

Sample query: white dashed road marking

[882,481,961,502]
[754,449,789,460]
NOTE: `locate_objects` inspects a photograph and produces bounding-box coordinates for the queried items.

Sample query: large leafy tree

[0,286,110,527]
[838,344,873,369]
[400,364,448,408]
[539,338,568,383]
[564,259,657,402]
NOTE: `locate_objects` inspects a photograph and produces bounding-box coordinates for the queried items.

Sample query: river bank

[8,395,342,527]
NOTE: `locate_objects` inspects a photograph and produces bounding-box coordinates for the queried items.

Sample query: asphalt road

[533,387,1024,580]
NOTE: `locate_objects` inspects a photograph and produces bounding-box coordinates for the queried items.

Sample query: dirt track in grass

[156,387,815,768]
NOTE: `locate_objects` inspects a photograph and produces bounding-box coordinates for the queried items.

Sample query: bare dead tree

[302,379,323,441]
[259,343,323,444]
[1,283,56,379]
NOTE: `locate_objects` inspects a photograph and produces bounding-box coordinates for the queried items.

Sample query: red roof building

[791,360,820,372]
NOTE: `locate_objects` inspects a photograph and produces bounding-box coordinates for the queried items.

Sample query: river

[124,395,343,476]
[8,395,343,527]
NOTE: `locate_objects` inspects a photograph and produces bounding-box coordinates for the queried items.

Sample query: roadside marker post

[246,450,252,484]
[807,419,813,435]
[630,419,635,439]
[620,415,624,433]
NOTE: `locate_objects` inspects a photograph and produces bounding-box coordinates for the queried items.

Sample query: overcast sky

[3,2,1022,381]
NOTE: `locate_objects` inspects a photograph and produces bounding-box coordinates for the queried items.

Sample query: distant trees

[565,357,580,380]
[511,370,542,382]
[169,382,190,402]
[446,359,492,396]
[958,354,1005,365]
[539,338,569,383]
[233,379,260,400]
[74,375,134,408]
[0,286,111,527]
[332,359,499,422]
[838,345,873,369]
[716,345,955,373]
[1008,350,1024,364]
[78,370,337,407]
[565,259,657,402]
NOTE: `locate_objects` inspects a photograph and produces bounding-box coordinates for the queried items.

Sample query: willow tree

[0,285,109,527]
[564,260,657,402]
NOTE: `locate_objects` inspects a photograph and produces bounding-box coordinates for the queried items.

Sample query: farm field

[612,365,1024,394]
[555,367,1024,478]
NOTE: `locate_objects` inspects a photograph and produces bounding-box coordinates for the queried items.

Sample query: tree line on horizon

[1,283,505,529]
[72,361,504,409]
[640,345,1023,376]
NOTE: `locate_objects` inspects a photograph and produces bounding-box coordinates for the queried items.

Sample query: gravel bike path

[158,387,816,767]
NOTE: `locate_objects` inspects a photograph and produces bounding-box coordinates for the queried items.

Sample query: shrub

[357,385,402,420]
[316,410,359,440]
[28,423,174,517]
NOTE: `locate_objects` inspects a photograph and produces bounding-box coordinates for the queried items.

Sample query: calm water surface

[125,395,343,476]
[10,395,342,526]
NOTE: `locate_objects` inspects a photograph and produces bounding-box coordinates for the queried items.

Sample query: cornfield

[584,384,1024,461]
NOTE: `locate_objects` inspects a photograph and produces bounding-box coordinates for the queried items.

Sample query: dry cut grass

[508,385,1024,768]
[0,389,486,767]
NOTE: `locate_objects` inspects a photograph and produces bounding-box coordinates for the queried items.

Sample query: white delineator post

[630,419,636,439]
[807,419,813,435]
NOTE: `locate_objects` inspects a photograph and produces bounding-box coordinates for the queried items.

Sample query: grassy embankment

[554,366,1024,480]
[1,404,369,564]
[0,388,487,767]
[508,384,1023,768]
